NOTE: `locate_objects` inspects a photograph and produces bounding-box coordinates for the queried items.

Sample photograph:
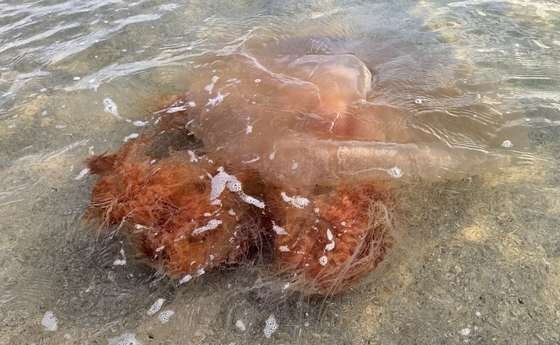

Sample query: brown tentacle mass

[86,136,269,276]
[86,51,397,295]
[269,185,393,294]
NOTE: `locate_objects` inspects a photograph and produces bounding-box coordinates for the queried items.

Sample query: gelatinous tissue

[85,42,512,295]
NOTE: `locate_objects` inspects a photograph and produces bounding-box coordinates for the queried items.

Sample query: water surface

[1,0,560,344]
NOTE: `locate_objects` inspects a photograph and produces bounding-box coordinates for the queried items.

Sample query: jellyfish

[86,46,510,295]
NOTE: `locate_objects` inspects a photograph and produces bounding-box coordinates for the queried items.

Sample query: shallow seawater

[1,0,560,344]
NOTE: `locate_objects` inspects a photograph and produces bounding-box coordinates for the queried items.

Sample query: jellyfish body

[86,48,509,294]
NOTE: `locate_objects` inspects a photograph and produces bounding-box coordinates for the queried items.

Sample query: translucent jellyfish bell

[283,54,372,112]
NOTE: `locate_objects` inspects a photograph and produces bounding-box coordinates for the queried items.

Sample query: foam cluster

[108,333,143,345]
[41,311,58,331]
[263,314,278,338]
[147,298,165,316]
[158,310,175,324]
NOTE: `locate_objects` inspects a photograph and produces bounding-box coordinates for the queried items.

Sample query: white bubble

[280,192,309,208]
[103,98,121,119]
[210,168,264,207]
[239,192,265,208]
[108,333,143,345]
[227,180,242,192]
[188,150,198,162]
[113,258,126,266]
[246,125,253,134]
[204,76,218,93]
[158,310,175,324]
[387,166,403,178]
[123,133,139,142]
[242,156,260,164]
[132,120,148,127]
[192,219,222,236]
[206,91,229,107]
[279,245,290,252]
[263,314,278,338]
[179,274,192,284]
[415,99,422,104]
[165,105,187,113]
[147,298,165,316]
[75,167,90,180]
[501,140,513,148]
[41,311,58,331]
[272,222,289,235]
[210,167,233,201]
[460,327,471,336]
[319,255,328,266]
[236,319,246,331]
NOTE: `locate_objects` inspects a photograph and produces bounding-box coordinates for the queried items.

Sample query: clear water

[1,0,560,343]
